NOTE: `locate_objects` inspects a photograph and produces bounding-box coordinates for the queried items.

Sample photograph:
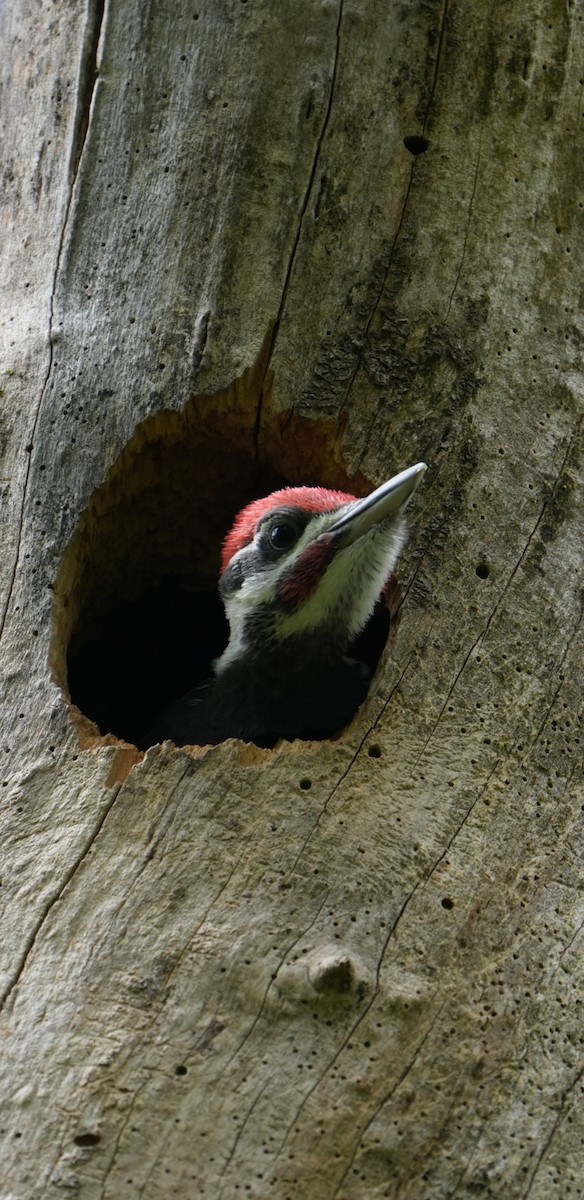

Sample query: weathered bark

[1,1,583,1197]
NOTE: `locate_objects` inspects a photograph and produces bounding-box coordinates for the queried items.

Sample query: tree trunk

[1,1,582,1197]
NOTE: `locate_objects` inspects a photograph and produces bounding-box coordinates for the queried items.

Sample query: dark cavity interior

[66,579,228,750]
[52,377,393,750]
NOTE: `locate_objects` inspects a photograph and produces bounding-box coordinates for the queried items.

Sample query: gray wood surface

[1,1,582,1196]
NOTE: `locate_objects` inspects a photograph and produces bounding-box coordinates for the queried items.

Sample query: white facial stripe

[216,509,407,672]
[275,516,406,643]
[216,509,342,671]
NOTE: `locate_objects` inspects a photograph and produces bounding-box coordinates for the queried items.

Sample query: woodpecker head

[215,463,427,673]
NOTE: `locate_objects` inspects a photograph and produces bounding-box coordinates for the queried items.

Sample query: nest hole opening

[51,375,394,750]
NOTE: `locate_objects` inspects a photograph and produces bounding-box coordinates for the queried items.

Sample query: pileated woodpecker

[151,462,426,748]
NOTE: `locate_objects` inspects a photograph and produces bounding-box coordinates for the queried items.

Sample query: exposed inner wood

[50,355,379,747]
[1,0,582,1196]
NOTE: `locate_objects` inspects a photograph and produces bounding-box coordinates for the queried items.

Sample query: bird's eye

[268,522,298,551]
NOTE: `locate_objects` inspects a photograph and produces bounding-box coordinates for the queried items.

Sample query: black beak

[328,463,427,547]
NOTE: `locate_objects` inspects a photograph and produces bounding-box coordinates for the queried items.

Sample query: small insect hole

[475,563,490,580]
[74,1132,101,1147]
[403,135,429,156]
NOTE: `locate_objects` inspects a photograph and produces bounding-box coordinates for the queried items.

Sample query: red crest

[221,486,356,573]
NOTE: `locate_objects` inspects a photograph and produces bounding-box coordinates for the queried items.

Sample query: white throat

[215,514,407,674]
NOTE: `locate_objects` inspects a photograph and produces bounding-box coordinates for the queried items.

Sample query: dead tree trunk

[1,1,582,1197]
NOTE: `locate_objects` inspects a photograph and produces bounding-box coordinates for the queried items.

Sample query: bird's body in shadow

[147,465,426,748]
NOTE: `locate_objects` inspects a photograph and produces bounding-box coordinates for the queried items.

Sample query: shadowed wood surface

[0,1,583,1197]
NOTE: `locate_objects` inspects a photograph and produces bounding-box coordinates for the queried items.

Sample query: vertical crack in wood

[88,827,257,1195]
[70,0,107,183]
[95,1074,151,1200]
[216,1080,271,1192]
[531,599,583,748]
[335,156,416,417]
[411,416,583,772]
[253,0,345,453]
[330,1001,447,1197]
[0,780,122,1012]
[520,1071,582,1200]
[0,0,107,643]
[444,125,483,320]
[423,0,450,130]
[337,0,451,417]
[478,417,583,646]
[283,652,417,881]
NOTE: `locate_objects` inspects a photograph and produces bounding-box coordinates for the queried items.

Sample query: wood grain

[1,0,583,1197]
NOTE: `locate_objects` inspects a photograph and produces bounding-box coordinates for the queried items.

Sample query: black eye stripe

[222,507,321,592]
[257,507,311,560]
